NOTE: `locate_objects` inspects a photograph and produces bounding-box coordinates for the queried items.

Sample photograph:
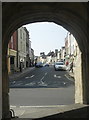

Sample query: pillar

[7,46,10,74]
[2,49,10,119]
[0,2,2,120]
[82,52,89,104]
[75,52,83,104]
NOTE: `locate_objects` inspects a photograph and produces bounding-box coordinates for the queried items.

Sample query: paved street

[10,86,75,106]
[9,65,75,118]
[9,65,74,88]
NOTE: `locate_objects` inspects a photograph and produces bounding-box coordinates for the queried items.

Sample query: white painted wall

[0,2,2,120]
[61,48,65,60]
[46,56,51,63]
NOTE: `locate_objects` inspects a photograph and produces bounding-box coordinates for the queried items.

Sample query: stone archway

[2,2,89,119]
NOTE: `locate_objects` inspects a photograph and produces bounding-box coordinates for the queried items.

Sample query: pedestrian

[35,62,37,67]
[66,61,69,66]
[69,61,73,73]
[20,62,22,72]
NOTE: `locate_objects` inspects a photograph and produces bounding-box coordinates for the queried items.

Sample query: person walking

[35,62,37,67]
[69,61,73,73]
[66,61,69,66]
[20,62,22,72]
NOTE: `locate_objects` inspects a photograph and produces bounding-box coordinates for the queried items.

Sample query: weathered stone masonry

[1,2,89,119]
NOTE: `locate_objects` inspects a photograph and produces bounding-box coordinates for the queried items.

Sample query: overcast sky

[24,22,68,56]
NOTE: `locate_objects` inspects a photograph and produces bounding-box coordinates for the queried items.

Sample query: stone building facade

[17,27,27,70]
[24,27,30,67]
[31,48,34,66]
[8,31,17,74]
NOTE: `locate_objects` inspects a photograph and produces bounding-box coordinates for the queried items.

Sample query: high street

[9,65,75,106]
[9,65,74,88]
[9,65,75,118]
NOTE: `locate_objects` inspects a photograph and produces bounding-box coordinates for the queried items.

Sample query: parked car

[54,62,66,71]
[44,63,49,67]
[35,62,43,68]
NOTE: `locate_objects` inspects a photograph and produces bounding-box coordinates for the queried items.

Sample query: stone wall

[1,2,89,119]
[0,2,2,120]
[74,52,83,103]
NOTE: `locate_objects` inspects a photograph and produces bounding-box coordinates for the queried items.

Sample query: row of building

[36,32,81,67]
[8,27,34,74]
[8,26,81,74]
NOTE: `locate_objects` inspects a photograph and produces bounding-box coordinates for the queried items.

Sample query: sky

[24,22,68,56]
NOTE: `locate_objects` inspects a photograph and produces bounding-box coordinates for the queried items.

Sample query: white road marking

[39,72,48,86]
[20,110,25,116]
[40,76,46,85]
[63,82,66,84]
[54,74,61,78]
[10,105,67,109]
[19,105,66,108]
[25,82,36,86]
[65,74,74,82]
[45,72,47,75]
[54,74,56,77]
[40,76,45,81]
[25,77,30,79]
[30,75,34,78]
[25,75,35,79]
[40,72,48,82]
[13,81,16,84]
[10,105,16,108]
[57,76,61,78]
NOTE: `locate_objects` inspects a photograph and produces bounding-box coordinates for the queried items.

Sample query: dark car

[35,62,43,68]
[44,63,49,67]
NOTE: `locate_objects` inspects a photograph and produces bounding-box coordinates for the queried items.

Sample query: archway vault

[2,2,88,52]
[2,2,89,119]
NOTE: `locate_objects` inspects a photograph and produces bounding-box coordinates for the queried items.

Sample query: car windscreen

[37,62,42,65]
[55,62,64,65]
